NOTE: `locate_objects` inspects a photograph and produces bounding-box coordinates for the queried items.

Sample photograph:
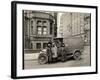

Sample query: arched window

[37,20,41,26]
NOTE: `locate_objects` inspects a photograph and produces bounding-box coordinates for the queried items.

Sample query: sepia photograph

[23,10,91,69]
[11,1,97,79]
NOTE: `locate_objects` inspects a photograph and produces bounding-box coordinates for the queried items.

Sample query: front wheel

[73,51,81,60]
[38,53,48,64]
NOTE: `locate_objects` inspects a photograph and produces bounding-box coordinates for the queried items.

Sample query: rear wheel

[73,51,81,60]
[38,54,48,64]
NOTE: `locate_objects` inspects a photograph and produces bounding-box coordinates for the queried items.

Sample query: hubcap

[74,52,81,60]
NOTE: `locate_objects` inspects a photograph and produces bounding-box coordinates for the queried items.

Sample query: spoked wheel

[38,54,48,64]
[73,51,81,60]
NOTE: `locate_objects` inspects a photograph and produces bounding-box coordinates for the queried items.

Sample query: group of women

[47,40,66,63]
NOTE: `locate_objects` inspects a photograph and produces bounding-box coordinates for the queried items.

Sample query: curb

[24,53,40,60]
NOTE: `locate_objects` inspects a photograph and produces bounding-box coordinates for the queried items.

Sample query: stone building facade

[23,10,57,50]
[84,14,91,45]
[59,12,90,45]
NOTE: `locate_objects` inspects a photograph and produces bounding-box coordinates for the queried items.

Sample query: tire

[73,51,81,60]
[38,53,48,64]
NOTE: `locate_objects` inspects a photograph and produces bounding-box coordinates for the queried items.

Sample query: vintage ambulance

[38,36,84,64]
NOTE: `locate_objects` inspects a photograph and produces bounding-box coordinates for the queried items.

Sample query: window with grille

[43,43,47,49]
[36,43,41,49]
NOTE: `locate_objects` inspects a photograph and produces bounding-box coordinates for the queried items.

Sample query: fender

[72,49,81,55]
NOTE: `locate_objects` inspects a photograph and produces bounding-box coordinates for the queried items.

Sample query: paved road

[24,46,90,69]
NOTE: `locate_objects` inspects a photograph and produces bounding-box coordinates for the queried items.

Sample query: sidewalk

[24,53,40,60]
